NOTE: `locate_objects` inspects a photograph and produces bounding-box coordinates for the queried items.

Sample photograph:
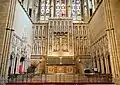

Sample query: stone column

[103,43,109,74]
[0,0,16,84]
[95,49,101,73]
[104,57,110,74]
[4,0,16,77]
[96,57,100,73]
[92,56,96,68]
[0,0,11,76]
[103,0,120,84]
[99,46,105,74]
[100,56,105,74]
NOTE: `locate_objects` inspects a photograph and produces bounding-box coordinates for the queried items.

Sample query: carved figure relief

[48,19,73,54]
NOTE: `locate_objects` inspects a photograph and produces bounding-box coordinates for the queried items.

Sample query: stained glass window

[35,0,90,21]
[55,0,66,17]
[40,0,50,20]
[70,0,81,20]
[45,0,50,20]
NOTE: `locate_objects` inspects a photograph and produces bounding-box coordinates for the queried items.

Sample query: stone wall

[89,1,120,85]
[89,1,106,45]
[0,0,33,78]
[0,0,14,78]
[0,0,11,56]
[89,1,112,74]
[110,0,120,66]
[109,0,120,84]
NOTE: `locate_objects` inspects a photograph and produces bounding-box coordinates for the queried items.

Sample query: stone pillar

[4,0,16,77]
[97,57,100,73]
[99,47,105,74]
[0,0,16,84]
[92,56,96,68]
[0,0,10,75]
[103,0,120,84]
[103,44,109,74]
[95,50,100,73]
[100,57,105,74]
[105,57,110,74]
[94,57,97,72]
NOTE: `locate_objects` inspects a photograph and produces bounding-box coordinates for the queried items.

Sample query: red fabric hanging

[19,65,23,73]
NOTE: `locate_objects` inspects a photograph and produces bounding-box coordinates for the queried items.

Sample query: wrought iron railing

[7,73,114,84]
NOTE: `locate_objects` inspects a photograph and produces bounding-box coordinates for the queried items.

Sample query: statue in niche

[53,35,60,52]
[56,39,60,51]
[56,37,60,51]
[62,35,68,51]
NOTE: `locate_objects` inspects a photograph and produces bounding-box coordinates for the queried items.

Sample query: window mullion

[44,0,47,20]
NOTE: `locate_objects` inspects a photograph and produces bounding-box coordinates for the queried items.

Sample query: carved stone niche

[48,18,74,56]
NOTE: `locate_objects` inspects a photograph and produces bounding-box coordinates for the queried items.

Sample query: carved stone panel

[48,18,74,56]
